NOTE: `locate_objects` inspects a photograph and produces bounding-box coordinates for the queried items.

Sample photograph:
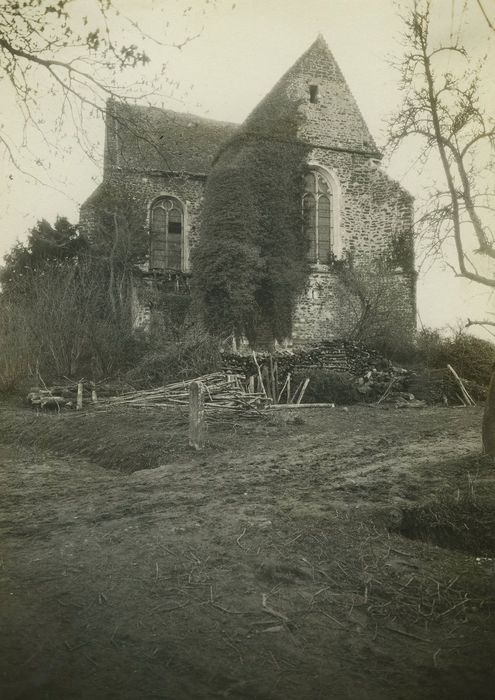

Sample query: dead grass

[1,405,495,699]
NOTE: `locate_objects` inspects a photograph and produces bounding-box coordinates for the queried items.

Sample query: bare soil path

[1,406,494,699]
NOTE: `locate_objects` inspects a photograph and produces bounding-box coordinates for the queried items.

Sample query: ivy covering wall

[192,133,311,344]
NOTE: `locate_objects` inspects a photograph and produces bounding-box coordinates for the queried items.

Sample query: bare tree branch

[476,0,495,32]
[388,0,495,289]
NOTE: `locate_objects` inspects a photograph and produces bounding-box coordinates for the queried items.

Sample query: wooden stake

[277,373,290,403]
[262,364,271,401]
[189,381,205,451]
[76,382,83,410]
[252,351,266,397]
[447,365,476,406]
[273,360,279,404]
[269,355,275,404]
[290,379,304,405]
[91,382,98,404]
[296,378,310,405]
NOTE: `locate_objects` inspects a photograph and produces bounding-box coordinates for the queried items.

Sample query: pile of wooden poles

[249,352,309,405]
[97,372,271,415]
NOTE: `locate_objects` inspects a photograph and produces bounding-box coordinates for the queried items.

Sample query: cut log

[40,396,67,410]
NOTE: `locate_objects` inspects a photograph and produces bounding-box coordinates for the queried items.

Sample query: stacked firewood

[223,342,480,406]
[223,340,392,379]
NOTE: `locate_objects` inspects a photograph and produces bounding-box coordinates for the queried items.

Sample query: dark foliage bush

[293,369,361,405]
[416,329,495,385]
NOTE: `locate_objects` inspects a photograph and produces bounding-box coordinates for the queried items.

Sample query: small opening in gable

[309,85,319,103]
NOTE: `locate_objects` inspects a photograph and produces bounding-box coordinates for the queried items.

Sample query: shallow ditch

[394,499,495,558]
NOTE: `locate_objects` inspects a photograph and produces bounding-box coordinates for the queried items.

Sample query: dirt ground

[1,405,495,700]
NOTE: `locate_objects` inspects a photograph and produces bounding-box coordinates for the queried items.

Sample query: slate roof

[107,102,239,175]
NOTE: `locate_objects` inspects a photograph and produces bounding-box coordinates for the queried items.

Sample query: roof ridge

[110,100,239,129]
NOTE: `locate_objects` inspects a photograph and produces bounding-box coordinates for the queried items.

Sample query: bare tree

[476,0,495,33]
[388,0,495,315]
[0,0,213,180]
[335,260,415,355]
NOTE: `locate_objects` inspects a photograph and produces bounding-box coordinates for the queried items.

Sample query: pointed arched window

[303,168,340,264]
[150,198,183,271]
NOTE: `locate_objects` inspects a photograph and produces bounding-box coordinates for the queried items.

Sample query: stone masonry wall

[307,147,414,267]
[253,34,416,346]
[287,148,415,347]
[243,36,379,156]
[292,269,416,346]
[80,170,206,271]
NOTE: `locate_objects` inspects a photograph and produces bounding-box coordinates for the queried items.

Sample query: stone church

[80,35,416,347]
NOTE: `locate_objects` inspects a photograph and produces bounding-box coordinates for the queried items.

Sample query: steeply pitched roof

[106,102,238,175]
[105,35,380,179]
[239,34,380,156]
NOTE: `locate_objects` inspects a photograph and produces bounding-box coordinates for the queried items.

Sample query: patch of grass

[0,407,190,472]
[394,462,495,557]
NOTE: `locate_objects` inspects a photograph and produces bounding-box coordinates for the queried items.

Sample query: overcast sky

[1,0,494,335]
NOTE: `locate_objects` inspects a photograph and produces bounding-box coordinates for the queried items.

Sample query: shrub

[293,369,361,405]
[416,329,495,385]
[0,256,146,387]
[0,302,32,393]
[126,320,222,386]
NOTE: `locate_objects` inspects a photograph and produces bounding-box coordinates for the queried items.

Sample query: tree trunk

[482,363,495,455]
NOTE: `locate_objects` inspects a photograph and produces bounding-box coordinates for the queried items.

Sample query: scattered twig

[375,376,399,405]
[433,648,441,668]
[261,593,290,623]
[236,527,247,549]
[439,597,470,617]
[386,626,431,643]
[210,602,257,616]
